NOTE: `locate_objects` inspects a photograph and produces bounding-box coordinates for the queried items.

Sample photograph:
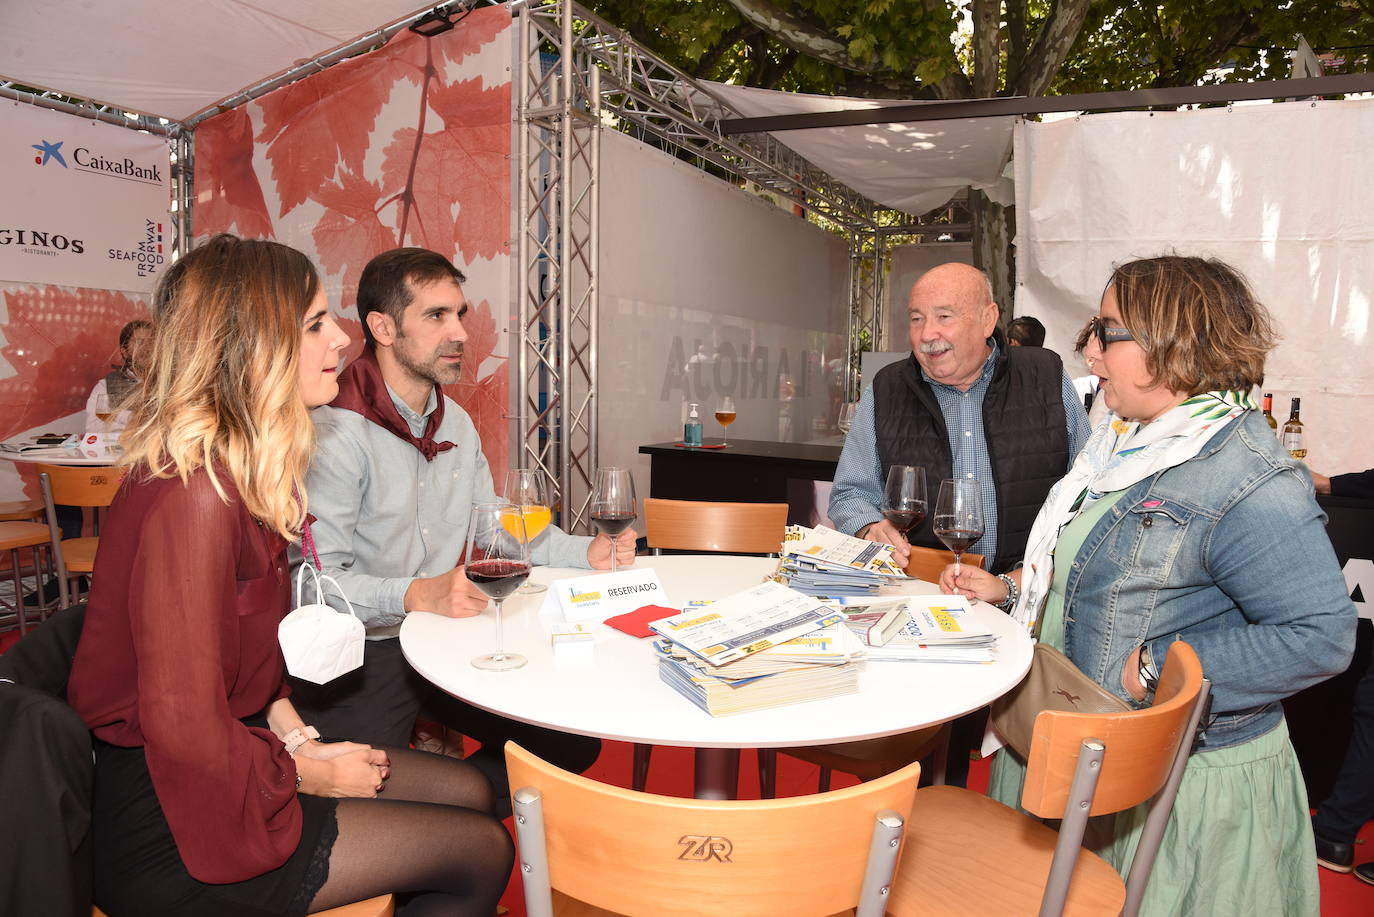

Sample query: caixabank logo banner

[3,103,171,293]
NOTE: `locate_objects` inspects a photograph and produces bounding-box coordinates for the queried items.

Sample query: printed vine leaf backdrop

[194,8,514,474]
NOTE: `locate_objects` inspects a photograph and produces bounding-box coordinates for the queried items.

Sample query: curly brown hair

[1108,255,1276,395]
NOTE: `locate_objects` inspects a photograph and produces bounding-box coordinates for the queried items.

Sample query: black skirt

[91,740,338,917]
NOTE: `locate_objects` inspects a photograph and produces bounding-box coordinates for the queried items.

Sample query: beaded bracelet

[994,572,1018,611]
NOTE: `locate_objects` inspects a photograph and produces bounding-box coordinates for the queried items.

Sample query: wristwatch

[282,725,320,756]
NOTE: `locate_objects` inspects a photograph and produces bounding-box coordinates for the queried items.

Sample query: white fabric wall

[1015,101,1374,474]
[597,129,849,499]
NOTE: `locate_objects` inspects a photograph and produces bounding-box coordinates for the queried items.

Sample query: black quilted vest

[872,335,1070,573]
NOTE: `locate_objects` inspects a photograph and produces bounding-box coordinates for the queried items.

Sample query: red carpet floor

[1,628,1367,915]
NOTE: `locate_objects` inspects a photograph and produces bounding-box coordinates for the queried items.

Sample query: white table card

[547,568,668,623]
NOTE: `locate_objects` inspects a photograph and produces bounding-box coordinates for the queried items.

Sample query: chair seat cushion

[0,521,50,551]
[61,537,100,574]
[891,785,1125,916]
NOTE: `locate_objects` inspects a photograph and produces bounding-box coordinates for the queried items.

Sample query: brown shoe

[411,725,463,758]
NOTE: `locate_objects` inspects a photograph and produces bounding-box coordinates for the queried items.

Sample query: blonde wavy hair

[120,234,319,538]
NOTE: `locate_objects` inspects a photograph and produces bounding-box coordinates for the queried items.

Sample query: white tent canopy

[0,0,432,122]
[704,81,1015,216]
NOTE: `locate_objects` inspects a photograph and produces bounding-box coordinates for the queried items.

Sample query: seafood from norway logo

[108,219,166,278]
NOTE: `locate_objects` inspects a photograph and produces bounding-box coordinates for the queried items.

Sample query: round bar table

[400,554,1032,799]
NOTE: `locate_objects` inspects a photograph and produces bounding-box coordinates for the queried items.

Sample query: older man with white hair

[830,262,1089,575]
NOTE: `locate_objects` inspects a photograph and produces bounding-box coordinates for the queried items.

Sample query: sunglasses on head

[1088,315,1134,347]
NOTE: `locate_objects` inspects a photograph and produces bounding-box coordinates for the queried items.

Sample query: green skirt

[987,718,1319,917]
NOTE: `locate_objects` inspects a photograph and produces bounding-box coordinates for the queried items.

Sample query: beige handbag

[989,641,1130,759]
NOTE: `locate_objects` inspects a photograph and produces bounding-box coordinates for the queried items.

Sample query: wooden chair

[757,723,948,798]
[0,500,44,523]
[643,498,788,555]
[636,497,788,791]
[0,520,56,635]
[903,544,984,583]
[506,740,920,917]
[37,464,125,608]
[95,897,395,917]
[888,641,1211,917]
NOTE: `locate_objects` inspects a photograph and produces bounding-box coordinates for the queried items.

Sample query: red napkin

[603,604,678,638]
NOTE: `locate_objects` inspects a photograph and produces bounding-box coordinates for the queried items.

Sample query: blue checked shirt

[828,341,1090,565]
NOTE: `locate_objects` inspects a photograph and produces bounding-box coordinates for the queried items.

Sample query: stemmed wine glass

[503,468,552,595]
[590,467,636,574]
[882,465,927,542]
[715,396,736,447]
[837,401,858,435]
[933,478,985,579]
[466,502,531,671]
[93,393,113,437]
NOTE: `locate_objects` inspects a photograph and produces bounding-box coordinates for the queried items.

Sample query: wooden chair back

[643,498,787,554]
[904,544,984,583]
[506,741,921,917]
[36,464,125,508]
[1021,640,1205,818]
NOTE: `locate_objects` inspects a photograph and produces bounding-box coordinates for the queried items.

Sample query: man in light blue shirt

[290,248,636,813]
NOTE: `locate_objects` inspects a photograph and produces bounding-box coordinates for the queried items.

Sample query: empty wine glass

[590,467,636,574]
[466,501,531,671]
[837,401,858,435]
[715,396,737,447]
[933,478,984,579]
[881,465,927,541]
[503,468,551,595]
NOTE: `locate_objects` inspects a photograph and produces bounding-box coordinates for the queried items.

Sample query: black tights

[309,747,513,916]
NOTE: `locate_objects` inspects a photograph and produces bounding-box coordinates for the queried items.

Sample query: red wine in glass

[466,559,531,600]
[934,527,982,554]
[591,513,636,538]
[466,502,530,671]
[934,478,985,578]
[883,506,927,534]
[591,467,637,574]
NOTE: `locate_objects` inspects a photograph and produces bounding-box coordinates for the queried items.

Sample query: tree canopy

[581,0,1374,101]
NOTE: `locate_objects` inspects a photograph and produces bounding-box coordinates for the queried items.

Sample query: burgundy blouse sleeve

[127,475,301,883]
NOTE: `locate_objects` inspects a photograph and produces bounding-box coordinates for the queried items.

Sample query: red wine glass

[933,478,984,579]
[590,467,636,574]
[466,501,531,671]
[881,465,927,542]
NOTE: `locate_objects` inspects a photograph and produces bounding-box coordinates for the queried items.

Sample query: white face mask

[278,562,365,684]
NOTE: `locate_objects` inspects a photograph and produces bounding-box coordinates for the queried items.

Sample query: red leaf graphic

[193,107,274,238]
[380,77,511,261]
[310,170,399,310]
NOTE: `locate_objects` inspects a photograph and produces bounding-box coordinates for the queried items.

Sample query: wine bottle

[1281,397,1306,460]
[1261,392,1278,433]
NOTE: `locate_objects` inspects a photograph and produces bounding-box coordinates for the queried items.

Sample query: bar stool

[0,520,55,635]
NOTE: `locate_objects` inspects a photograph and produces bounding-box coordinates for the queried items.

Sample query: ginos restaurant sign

[2,102,170,292]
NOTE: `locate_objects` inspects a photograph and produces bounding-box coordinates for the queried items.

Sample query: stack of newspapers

[857,594,998,664]
[649,580,864,716]
[770,524,910,596]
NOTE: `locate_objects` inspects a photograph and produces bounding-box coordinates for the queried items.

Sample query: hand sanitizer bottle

[684,402,703,446]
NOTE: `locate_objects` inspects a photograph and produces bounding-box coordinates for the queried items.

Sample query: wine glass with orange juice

[715,396,736,447]
[502,469,552,594]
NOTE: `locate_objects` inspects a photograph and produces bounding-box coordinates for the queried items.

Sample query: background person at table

[83,318,152,440]
[828,262,1089,576]
[67,234,512,917]
[1005,315,1045,347]
[1309,465,1374,883]
[944,255,1355,916]
[290,247,633,811]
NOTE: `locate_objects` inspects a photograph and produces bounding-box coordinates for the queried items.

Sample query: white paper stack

[770,524,910,596]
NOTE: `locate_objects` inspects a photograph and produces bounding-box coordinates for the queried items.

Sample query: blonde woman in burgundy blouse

[67,235,513,917]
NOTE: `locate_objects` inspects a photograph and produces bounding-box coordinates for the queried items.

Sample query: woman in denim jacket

[946,255,1356,916]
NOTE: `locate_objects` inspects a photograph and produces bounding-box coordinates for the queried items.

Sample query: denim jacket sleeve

[1150,465,1356,712]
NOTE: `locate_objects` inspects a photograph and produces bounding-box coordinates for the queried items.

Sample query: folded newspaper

[771,524,909,596]
[862,595,998,664]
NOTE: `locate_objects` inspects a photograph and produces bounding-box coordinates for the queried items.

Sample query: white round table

[400,554,1033,798]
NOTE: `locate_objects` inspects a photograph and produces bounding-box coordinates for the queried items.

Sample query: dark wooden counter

[638,438,842,517]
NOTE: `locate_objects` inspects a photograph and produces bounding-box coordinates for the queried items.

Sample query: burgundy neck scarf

[329,346,456,462]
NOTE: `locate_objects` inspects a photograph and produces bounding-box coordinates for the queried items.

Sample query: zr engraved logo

[678,835,733,862]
